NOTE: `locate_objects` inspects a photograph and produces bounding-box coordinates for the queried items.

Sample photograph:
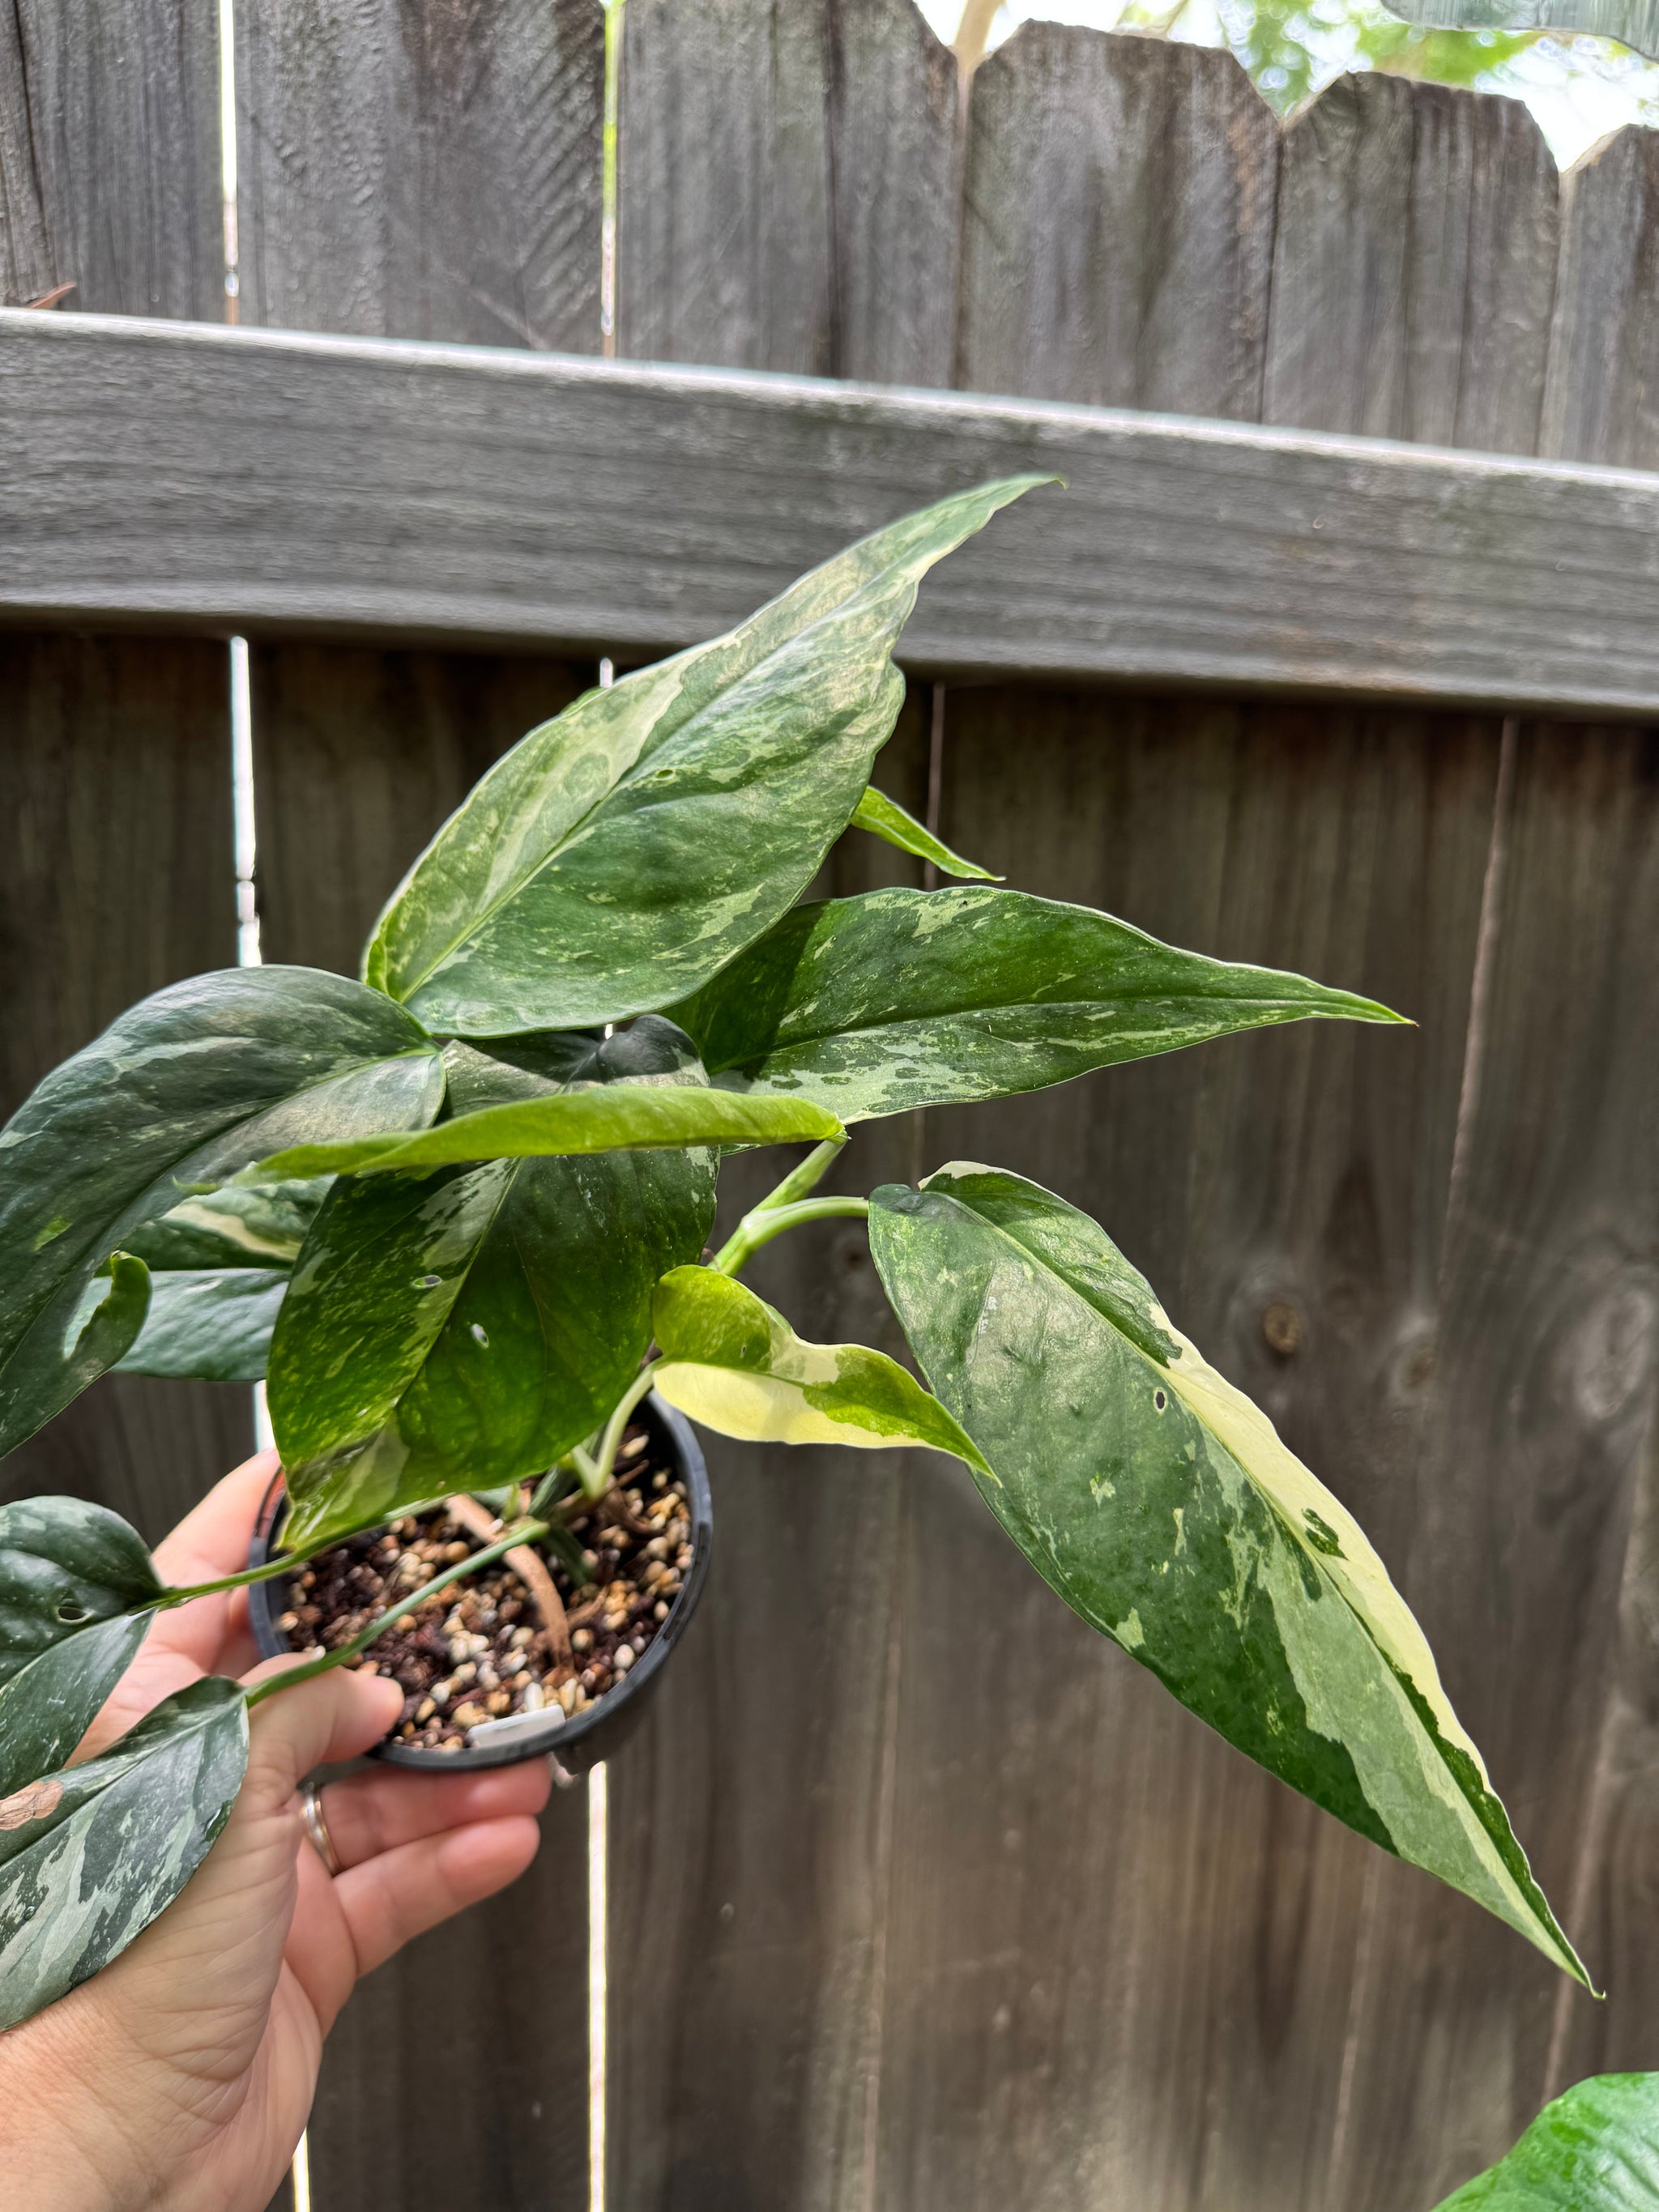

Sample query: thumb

[238,1659,404,1817]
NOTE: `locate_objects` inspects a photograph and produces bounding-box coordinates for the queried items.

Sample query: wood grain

[249,639,595,2212]
[249,643,593,976]
[605,693,932,2212]
[617,0,960,383]
[0,632,251,1533]
[957,29,1277,419]
[233,0,603,348]
[868,686,1511,2210]
[1542,125,1659,468]
[0,1,222,315]
[18,312,1659,714]
[1266,74,1559,452]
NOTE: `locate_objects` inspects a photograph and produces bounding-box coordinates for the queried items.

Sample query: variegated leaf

[271,1021,720,1549]
[113,1269,288,1383]
[0,1613,151,1796]
[0,1677,248,2031]
[0,1497,160,1686]
[122,1178,328,1271]
[256,1080,842,1181]
[868,1164,1588,1985]
[0,969,443,1453]
[361,478,1051,1036]
[652,1264,991,1472]
[670,889,1403,1123]
[849,786,1000,880]
[1434,2073,1659,2208]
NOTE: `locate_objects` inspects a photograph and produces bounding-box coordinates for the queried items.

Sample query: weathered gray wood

[1542,126,1659,468]
[249,643,592,977]
[617,0,961,382]
[233,0,603,348]
[607,695,933,2211]
[1266,74,1559,453]
[0,2,222,315]
[18,313,1659,714]
[870,688,1509,2209]
[956,30,1277,419]
[248,637,595,2212]
[0,633,252,1536]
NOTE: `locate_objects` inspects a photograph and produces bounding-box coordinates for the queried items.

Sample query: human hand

[0,1450,551,2212]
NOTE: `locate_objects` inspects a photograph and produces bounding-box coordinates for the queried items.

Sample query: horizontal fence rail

[9,308,1659,716]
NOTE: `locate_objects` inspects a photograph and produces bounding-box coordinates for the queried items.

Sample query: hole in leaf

[54,1601,90,1625]
[1153,1389,1167,1413]
[413,1273,441,1289]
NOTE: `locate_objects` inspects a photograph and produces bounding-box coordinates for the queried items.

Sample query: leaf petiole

[713,1195,869,1278]
[243,1517,550,1708]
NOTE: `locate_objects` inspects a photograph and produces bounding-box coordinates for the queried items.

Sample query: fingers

[332,1817,544,1980]
[316,1759,552,1873]
[241,1660,405,1815]
[152,1449,283,1589]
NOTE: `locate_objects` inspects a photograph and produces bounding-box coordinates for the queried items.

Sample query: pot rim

[245,1392,711,1772]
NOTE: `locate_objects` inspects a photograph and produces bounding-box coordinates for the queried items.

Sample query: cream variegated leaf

[868,1163,1588,1986]
[362,479,1050,1036]
[652,1264,992,1473]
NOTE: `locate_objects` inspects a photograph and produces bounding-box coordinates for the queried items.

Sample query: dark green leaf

[0,1613,150,1797]
[1434,2074,1659,2208]
[0,1496,161,1686]
[652,1264,992,1471]
[89,1179,331,1384]
[868,1165,1587,1985]
[1380,0,1659,64]
[256,1082,842,1180]
[0,969,443,1453]
[113,1269,289,1383]
[0,1677,248,2031]
[670,888,1405,1122]
[849,786,1000,880]
[122,1178,328,1271]
[361,478,1051,1035]
[1,1255,152,1453]
[271,1020,719,1549]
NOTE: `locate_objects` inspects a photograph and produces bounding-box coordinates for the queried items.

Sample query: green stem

[160,1534,339,1607]
[582,1361,662,1502]
[244,1517,549,1709]
[713,1195,869,1278]
[753,1134,847,1214]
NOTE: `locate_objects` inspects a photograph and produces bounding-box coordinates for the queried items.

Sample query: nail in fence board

[616,0,962,383]
[0,633,252,1537]
[1265,74,1559,453]
[0,0,222,315]
[956,31,1277,419]
[606,695,932,2212]
[1543,126,1659,469]
[248,641,595,2212]
[233,0,603,347]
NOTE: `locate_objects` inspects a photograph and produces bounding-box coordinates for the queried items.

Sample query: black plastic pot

[246,1393,711,1775]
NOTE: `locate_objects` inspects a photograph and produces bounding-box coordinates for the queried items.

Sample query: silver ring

[298,1779,341,1877]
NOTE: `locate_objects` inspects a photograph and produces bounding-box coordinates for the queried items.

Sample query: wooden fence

[4,6,1659,2209]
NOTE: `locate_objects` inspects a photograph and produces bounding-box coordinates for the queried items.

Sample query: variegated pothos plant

[0,477,1591,2039]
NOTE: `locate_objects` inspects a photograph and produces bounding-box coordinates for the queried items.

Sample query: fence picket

[234,0,603,346]
[0,634,253,1536]
[956,30,1277,417]
[1266,74,1559,450]
[1543,125,1659,466]
[0,0,221,315]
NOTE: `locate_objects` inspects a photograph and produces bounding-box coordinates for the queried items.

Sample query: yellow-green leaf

[652,1264,991,1473]
[849,786,1000,880]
